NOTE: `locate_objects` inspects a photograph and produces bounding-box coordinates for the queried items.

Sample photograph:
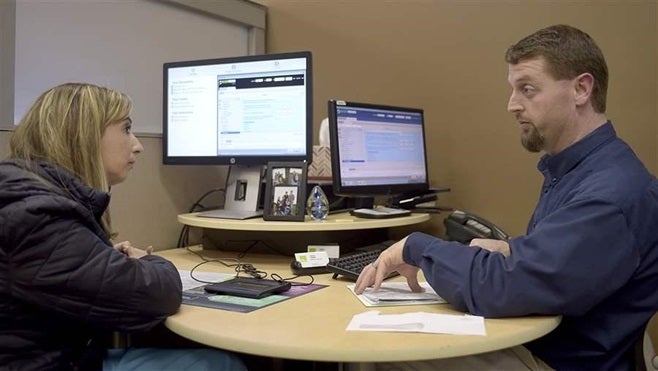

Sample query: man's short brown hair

[505,24,608,113]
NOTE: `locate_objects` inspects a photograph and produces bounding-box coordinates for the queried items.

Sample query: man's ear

[574,72,595,107]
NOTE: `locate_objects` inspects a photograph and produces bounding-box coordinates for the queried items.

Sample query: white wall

[13,0,249,134]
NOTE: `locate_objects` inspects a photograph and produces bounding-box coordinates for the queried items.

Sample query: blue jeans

[104,348,247,371]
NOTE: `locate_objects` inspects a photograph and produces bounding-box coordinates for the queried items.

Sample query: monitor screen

[163,52,312,218]
[163,51,312,166]
[328,100,429,201]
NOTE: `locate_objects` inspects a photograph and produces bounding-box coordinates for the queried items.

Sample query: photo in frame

[263,161,308,221]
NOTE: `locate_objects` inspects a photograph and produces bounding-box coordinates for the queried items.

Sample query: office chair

[636,312,658,371]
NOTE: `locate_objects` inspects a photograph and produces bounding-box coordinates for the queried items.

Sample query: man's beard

[521,125,544,153]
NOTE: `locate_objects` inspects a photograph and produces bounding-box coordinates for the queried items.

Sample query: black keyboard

[326,240,399,281]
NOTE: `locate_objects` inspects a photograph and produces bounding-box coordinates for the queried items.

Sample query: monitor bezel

[328,99,430,199]
[162,51,313,166]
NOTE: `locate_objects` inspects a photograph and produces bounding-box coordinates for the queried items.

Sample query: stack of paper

[347,282,446,307]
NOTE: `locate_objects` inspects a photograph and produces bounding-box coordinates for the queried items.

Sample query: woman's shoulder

[0,159,108,210]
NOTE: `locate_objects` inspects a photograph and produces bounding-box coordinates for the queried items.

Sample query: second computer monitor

[328,100,430,206]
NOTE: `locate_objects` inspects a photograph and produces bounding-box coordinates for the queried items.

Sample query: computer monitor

[328,100,430,209]
[163,51,313,218]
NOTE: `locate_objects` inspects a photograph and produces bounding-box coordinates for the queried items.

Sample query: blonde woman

[0,83,246,370]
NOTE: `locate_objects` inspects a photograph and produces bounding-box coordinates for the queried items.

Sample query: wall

[0,0,14,129]
[1,1,656,248]
[0,0,264,250]
[11,0,249,134]
[261,0,657,238]
[648,0,658,354]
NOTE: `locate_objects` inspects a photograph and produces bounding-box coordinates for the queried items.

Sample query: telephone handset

[443,209,509,243]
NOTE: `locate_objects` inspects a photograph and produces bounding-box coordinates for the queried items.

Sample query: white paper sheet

[346,310,486,335]
[178,270,234,291]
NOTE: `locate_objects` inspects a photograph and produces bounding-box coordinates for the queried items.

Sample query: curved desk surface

[178,211,431,232]
[162,247,561,363]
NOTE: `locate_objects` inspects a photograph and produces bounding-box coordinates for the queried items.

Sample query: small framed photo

[263,161,308,222]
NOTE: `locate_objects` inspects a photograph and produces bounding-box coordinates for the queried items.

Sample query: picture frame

[263,161,308,222]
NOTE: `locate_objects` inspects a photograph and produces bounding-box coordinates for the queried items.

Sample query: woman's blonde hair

[9,82,133,237]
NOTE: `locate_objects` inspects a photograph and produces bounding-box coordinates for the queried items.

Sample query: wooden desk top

[161,247,561,363]
[177,211,431,232]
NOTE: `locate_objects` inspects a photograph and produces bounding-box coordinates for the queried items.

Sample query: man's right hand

[354,236,423,294]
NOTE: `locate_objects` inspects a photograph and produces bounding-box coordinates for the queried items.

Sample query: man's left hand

[470,238,511,257]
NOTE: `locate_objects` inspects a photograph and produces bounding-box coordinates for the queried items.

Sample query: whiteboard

[14,0,251,135]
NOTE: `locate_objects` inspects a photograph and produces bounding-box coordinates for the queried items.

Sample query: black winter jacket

[0,159,182,370]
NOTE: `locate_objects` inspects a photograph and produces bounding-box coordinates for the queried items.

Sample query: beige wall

[262,0,657,238]
[1,1,656,248]
[655,3,658,350]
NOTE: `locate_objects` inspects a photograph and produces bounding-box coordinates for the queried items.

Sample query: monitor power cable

[177,187,226,248]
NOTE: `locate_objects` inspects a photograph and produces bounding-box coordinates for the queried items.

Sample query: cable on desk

[177,187,226,248]
[271,272,315,286]
[235,263,266,279]
[186,245,240,265]
[186,246,242,284]
[186,246,316,287]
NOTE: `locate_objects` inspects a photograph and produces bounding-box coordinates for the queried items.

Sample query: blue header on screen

[336,107,423,125]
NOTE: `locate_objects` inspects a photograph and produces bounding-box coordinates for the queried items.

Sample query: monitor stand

[347,196,375,209]
[198,165,264,220]
[348,196,411,219]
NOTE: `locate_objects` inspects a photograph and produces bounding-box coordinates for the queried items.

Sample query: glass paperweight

[306,185,329,221]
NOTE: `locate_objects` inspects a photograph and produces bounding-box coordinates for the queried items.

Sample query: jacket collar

[537,121,616,178]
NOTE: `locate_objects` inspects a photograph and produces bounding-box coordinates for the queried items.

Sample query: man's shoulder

[565,134,650,195]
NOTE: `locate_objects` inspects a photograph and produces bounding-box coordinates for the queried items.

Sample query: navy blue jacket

[403,123,658,370]
[0,160,182,370]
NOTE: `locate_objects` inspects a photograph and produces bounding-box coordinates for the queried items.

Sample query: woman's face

[101,118,143,186]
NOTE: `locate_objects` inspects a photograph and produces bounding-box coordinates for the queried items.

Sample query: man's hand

[113,241,153,259]
[470,238,511,257]
[354,236,423,294]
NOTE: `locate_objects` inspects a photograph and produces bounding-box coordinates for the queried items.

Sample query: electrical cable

[185,246,314,287]
[176,187,226,248]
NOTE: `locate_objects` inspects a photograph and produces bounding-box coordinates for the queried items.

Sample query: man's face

[507,57,577,154]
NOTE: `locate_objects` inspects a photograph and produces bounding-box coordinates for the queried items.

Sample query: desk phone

[444,210,509,242]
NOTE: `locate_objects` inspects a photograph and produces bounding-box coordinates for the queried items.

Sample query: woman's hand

[113,241,153,259]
